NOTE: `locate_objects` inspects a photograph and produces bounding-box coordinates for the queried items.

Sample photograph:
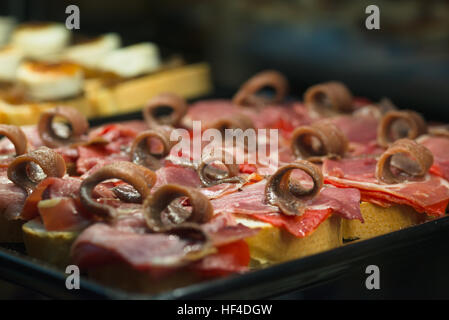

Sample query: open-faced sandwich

[0,70,448,293]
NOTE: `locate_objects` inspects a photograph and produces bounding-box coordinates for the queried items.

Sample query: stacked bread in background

[0,18,211,125]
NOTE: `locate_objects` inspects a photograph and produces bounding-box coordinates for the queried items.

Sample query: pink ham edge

[323,157,449,215]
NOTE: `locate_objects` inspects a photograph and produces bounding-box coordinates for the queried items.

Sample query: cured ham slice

[211,180,362,237]
[419,135,449,181]
[72,223,203,271]
[0,168,27,220]
[71,213,257,275]
[19,176,118,230]
[19,177,84,224]
[331,114,379,144]
[38,197,89,232]
[323,157,449,216]
[248,104,312,134]
[76,145,129,175]
[153,166,201,190]
[75,121,151,175]
[87,121,147,154]
[184,99,311,136]
[184,100,236,124]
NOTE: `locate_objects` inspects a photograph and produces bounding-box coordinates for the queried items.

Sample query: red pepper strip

[249,208,332,238]
[191,240,251,278]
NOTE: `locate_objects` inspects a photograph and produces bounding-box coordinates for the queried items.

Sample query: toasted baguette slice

[342,202,424,241]
[0,96,92,126]
[0,63,211,125]
[0,214,24,243]
[22,218,78,269]
[88,263,202,294]
[87,62,212,116]
[236,215,342,265]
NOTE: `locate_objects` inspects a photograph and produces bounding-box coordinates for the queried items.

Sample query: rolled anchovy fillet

[7,146,66,194]
[79,161,156,221]
[232,70,288,107]
[304,81,354,113]
[143,93,187,128]
[265,160,323,216]
[377,110,427,147]
[38,106,89,148]
[375,138,433,184]
[0,124,28,156]
[143,183,213,232]
[130,127,174,170]
[197,153,243,187]
[203,114,255,153]
[291,121,348,162]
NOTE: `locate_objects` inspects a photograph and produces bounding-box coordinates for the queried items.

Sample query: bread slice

[0,96,92,126]
[88,263,202,294]
[0,63,211,125]
[236,215,342,265]
[0,213,24,243]
[87,217,342,293]
[342,202,424,241]
[88,62,212,116]
[22,218,78,269]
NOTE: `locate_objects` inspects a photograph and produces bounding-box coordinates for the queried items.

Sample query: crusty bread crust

[88,263,202,294]
[22,218,78,269]
[342,202,425,241]
[245,215,342,265]
[0,96,90,126]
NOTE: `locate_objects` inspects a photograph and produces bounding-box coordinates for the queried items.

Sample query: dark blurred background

[0,0,448,119]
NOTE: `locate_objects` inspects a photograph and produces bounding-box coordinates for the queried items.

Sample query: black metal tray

[2,216,449,299]
[1,100,449,299]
